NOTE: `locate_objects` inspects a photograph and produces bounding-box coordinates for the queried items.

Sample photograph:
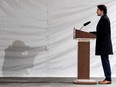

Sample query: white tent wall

[0,0,116,77]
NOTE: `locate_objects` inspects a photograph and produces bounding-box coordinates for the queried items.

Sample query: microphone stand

[79,26,84,30]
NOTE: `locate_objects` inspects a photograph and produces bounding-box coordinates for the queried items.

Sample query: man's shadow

[2,40,37,76]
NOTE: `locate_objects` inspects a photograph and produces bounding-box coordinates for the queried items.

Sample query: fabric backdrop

[0,0,116,77]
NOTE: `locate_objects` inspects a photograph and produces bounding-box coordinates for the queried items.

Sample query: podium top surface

[73,29,96,39]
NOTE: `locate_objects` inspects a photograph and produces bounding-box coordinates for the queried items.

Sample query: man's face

[96,8,103,16]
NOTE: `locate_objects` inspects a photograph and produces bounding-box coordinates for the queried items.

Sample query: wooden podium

[73,28,97,84]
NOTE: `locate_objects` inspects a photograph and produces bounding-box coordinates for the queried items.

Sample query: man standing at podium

[91,4,113,84]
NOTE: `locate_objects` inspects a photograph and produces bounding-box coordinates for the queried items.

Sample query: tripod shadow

[2,40,37,76]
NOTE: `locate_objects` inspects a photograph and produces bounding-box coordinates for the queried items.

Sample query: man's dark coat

[92,14,113,55]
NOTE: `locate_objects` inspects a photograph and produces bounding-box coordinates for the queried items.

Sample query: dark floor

[0,77,115,87]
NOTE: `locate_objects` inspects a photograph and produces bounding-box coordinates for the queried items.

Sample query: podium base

[73,79,97,84]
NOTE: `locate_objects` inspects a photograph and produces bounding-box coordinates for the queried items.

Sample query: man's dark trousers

[101,55,111,81]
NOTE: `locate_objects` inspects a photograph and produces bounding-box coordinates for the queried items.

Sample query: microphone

[84,21,91,26]
[80,21,91,30]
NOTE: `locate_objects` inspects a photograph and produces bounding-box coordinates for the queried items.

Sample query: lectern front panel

[78,42,90,79]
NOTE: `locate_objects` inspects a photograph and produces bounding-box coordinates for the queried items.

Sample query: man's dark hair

[97,4,107,14]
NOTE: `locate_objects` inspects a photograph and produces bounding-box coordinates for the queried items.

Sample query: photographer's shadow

[2,40,36,76]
